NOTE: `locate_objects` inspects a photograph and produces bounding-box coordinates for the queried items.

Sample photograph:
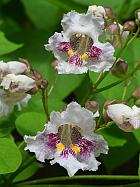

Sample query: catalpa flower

[107,104,140,132]
[24,102,108,176]
[0,74,36,117]
[45,11,115,74]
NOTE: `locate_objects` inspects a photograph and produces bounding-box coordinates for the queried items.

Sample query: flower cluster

[0,60,36,117]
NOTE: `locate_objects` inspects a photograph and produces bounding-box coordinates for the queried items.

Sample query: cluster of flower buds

[0,60,38,116]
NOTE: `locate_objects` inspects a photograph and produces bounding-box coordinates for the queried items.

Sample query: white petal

[57,61,88,74]
[7,61,28,74]
[45,32,68,61]
[51,153,87,177]
[87,5,106,18]
[17,94,31,111]
[87,42,115,72]
[0,99,14,117]
[61,11,104,43]
[86,134,108,157]
[80,153,100,171]
[24,131,55,162]
[1,74,36,93]
[61,102,97,136]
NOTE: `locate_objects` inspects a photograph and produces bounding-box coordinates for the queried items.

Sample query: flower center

[58,123,81,153]
[70,33,93,55]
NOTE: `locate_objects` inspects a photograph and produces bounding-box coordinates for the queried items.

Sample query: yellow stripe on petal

[71,144,80,154]
[57,143,64,152]
[68,50,73,56]
[82,53,88,60]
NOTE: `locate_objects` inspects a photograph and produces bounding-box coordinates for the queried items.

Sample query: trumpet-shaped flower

[45,11,115,74]
[25,102,108,176]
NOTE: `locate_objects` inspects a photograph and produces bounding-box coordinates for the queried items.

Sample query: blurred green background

[0,0,140,186]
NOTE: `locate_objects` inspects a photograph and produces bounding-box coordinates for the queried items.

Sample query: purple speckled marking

[56,42,71,52]
[47,133,60,149]
[78,137,96,156]
[68,54,82,66]
[87,45,102,59]
[60,148,76,158]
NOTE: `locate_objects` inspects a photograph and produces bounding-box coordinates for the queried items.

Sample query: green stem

[17,175,139,185]
[94,64,139,94]
[92,27,140,90]
[41,88,49,121]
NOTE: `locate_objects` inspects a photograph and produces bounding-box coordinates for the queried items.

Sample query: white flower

[0,61,28,79]
[87,5,106,18]
[45,11,115,74]
[1,74,36,93]
[0,93,31,117]
[107,104,140,132]
[24,102,108,176]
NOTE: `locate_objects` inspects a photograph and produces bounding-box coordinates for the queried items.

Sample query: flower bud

[41,80,49,89]
[135,99,140,107]
[132,88,140,99]
[123,21,135,31]
[111,60,128,78]
[27,86,38,95]
[85,100,99,112]
[51,59,59,71]
[31,70,42,81]
[104,7,114,18]
[19,58,31,70]
[87,5,106,18]
[135,9,140,21]
[103,100,116,121]
[107,104,140,132]
[106,23,119,34]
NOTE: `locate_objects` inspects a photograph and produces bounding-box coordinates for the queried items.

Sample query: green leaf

[0,138,22,174]
[13,162,39,183]
[15,112,46,136]
[97,125,127,147]
[101,133,140,172]
[21,0,60,31]
[0,31,23,55]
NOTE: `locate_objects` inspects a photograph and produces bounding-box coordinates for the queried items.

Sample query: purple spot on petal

[88,45,102,60]
[47,133,60,149]
[60,148,76,158]
[56,42,71,53]
[68,54,83,66]
[78,137,95,156]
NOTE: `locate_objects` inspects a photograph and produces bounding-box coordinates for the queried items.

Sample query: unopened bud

[51,59,59,71]
[132,88,140,99]
[135,9,140,21]
[31,70,42,81]
[41,80,48,89]
[19,58,30,70]
[111,60,128,78]
[27,86,38,95]
[135,99,140,107]
[106,23,120,34]
[103,100,116,121]
[85,100,99,112]
[123,21,135,31]
[104,7,114,18]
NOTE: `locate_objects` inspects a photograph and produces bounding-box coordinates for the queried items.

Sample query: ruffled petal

[79,153,100,171]
[61,102,97,136]
[50,153,87,176]
[61,11,104,42]
[87,42,115,72]
[24,131,55,162]
[0,99,14,117]
[57,61,88,74]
